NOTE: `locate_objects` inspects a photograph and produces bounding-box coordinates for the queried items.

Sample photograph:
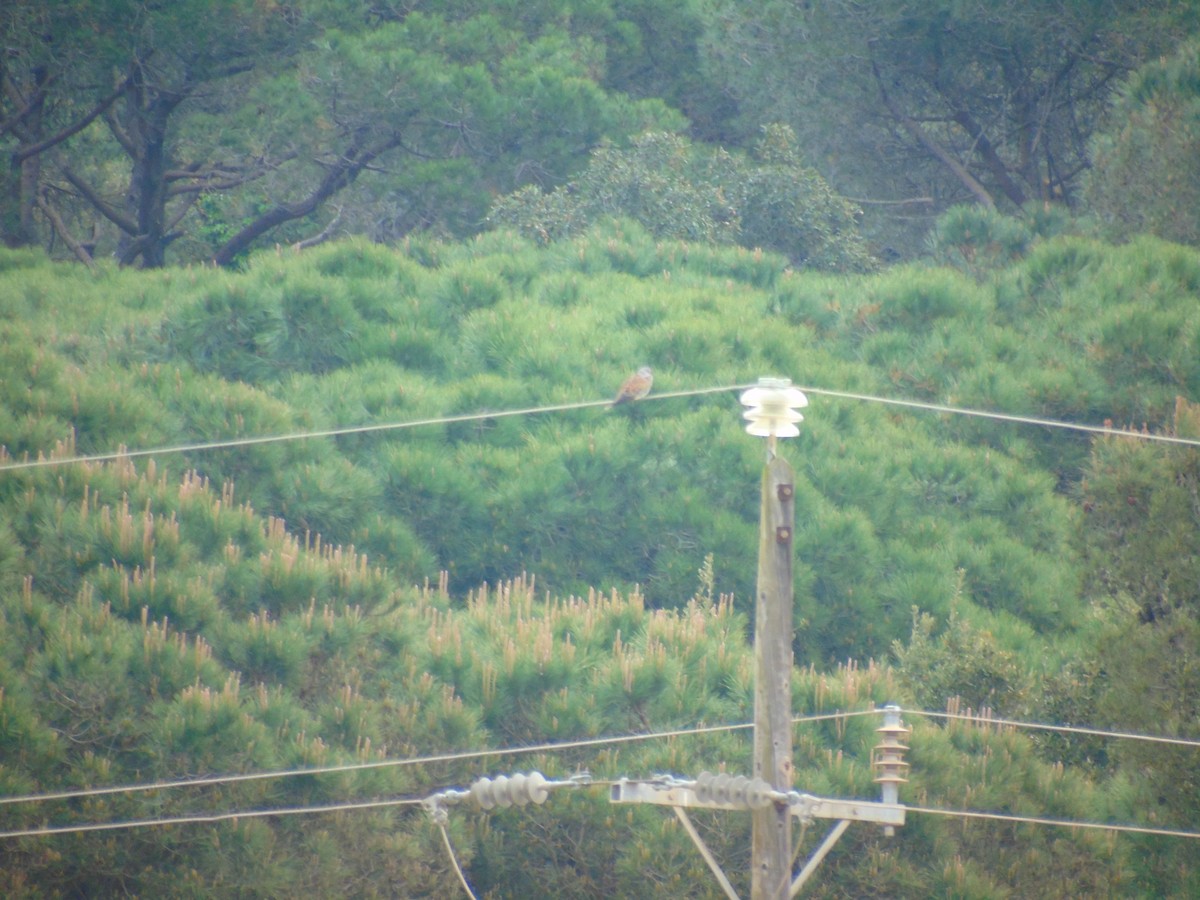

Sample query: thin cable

[910,709,1200,749]
[0,795,423,840]
[0,711,870,842]
[29,703,1186,818]
[5,380,1196,474]
[7,707,1191,846]
[797,385,1200,448]
[7,787,1198,845]
[0,719,753,808]
[0,710,875,809]
[0,384,752,473]
[908,804,1200,840]
[437,821,480,900]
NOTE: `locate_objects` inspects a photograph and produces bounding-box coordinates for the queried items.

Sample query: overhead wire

[906,805,1200,840]
[910,709,1200,748]
[437,820,480,900]
[3,704,1194,813]
[901,709,1200,839]
[0,796,424,841]
[0,384,753,473]
[795,385,1200,447]
[6,793,1200,845]
[2,380,1197,475]
[7,767,1200,845]
[0,718,763,810]
[0,712,842,841]
[0,711,882,818]
[3,706,1199,841]
[7,793,1198,845]
[2,380,1198,849]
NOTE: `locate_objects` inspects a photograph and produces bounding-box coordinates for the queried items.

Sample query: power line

[911,709,1200,749]
[0,714,862,842]
[4,707,1199,845]
[4,703,1196,811]
[0,795,424,841]
[0,390,696,473]
[3,380,1196,474]
[437,820,480,900]
[7,773,1199,845]
[797,385,1200,448]
[5,698,1192,830]
[907,804,1200,840]
[0,720,750,809]
[0,385,750,473]
[0,711,877,811]
[0,775,603,845]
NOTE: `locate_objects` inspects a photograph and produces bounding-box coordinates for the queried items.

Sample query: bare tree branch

[35,191,95,268]
[0,74,46,140]
[212,134,403,266]
[164,191,200,233]
[102,105,136,157]
[951,108,1026,206]
[57,164,138,234]
[12,78,129,164]
[844,195,935,206]
[873,60,996,209]
[291,206,343,251]
[163,153,296,196]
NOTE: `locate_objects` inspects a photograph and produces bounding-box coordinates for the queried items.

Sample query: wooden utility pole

[751,453,795,899]
[610,383,905,896]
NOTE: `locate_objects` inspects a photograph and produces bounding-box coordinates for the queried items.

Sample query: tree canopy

[0,0,678,266]
[1087,37,1200,246]
[489,126,877,272]
[5,1,1198,265]
[702,0,1200,251]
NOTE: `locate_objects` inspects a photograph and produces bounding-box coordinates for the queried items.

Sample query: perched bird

[613,366,653,405]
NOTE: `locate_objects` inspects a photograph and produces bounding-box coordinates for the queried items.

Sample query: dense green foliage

[1,212,1198,894]
[1087,37,1200,247]
[703,0,1200,252]
[4,1,1199,264]
[489,126,876,272]
[0,0,681,266]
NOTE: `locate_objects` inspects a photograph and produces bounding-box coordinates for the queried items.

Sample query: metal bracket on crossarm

[610,773,904,898]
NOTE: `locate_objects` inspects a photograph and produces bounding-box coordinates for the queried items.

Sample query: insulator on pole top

[739,377,808,439]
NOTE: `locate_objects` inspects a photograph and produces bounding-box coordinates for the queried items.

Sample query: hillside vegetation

[1,218,1198,895]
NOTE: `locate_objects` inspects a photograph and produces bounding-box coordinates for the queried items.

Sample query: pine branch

[873,59,996,209]
[163,153,296,197]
